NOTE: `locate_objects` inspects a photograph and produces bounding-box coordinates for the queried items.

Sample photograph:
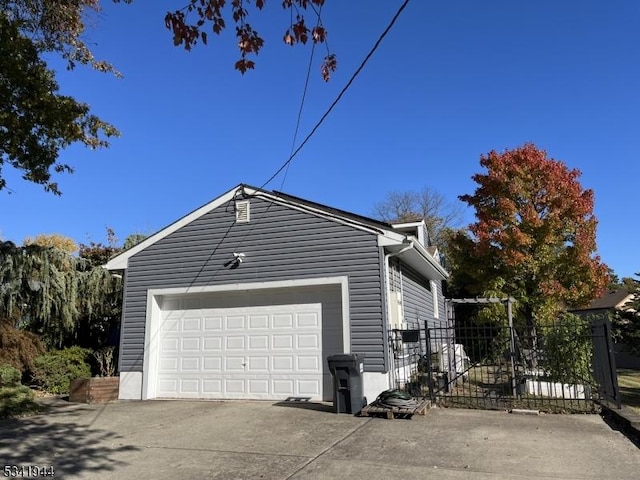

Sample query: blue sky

[1,1,638,279]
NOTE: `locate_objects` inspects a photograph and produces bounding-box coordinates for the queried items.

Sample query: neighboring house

[570,289,638,369]
[106,184,448,403]
[575,289,634,313]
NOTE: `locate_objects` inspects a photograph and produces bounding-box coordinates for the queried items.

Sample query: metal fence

[391,319,620,413]
[390,327,427,397]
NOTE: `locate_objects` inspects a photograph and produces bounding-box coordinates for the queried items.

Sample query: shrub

[0,363,21,387]
[0,364,39,418]
[32,347,91,394]
[541,313,593,384]
[0,322,46,378]
[93,346,117,377]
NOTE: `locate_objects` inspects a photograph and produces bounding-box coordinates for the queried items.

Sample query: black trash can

[327,353,367,414]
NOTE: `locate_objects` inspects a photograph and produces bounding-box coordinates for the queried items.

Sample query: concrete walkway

[1,399,639,479]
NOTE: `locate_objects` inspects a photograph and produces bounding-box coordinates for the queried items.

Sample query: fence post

[425,321,435,403]
[507,298,518,398]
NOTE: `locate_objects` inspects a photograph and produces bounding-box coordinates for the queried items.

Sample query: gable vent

[235,200,250,223]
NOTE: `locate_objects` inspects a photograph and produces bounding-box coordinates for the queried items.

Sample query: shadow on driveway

[0,399,140,478]
[272,400,335,413]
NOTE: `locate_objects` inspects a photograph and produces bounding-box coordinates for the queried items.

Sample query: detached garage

[106,185,448,403]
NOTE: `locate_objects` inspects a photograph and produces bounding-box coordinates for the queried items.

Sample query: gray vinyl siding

[119,196,385,373]
[401,262,447,330]
[400,262,431,328]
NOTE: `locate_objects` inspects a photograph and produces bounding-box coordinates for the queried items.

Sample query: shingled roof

[580,289,634,311]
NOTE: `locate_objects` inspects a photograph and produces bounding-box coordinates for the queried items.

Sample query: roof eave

[380,234,449,280]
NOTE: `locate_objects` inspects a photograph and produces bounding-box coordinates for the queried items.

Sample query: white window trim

[431,280,439,319]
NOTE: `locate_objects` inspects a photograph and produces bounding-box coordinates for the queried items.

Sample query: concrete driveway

[1,398,639,479]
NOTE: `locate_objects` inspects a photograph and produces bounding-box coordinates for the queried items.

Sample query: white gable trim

[105,187,241,270]
[106,184,390,271]
[105,184,449,280]
[250,191,383,236]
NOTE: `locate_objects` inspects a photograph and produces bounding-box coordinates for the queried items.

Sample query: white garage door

[155,303,323,400]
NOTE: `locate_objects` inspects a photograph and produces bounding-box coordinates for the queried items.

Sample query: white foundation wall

[119,370,390,405]
[119,372,143,400]
[363,371,391,404]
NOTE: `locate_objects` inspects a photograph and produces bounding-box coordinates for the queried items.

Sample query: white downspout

[384,240,413,390]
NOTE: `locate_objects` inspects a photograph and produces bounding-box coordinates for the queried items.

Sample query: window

[235,200,250,223]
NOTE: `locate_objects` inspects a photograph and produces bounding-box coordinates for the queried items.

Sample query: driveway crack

[284,417,373,480]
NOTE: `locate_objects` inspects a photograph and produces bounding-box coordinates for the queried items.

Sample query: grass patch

[617,369,640,415]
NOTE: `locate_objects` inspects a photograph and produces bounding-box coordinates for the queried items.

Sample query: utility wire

[261,0,412,190]
[279,5,322,192]
[232,5,325,252]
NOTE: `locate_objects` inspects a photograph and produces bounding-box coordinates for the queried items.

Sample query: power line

[279,4,322,192]
[261,0,412,190]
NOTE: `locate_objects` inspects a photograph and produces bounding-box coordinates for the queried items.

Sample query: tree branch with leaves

[1,2,121,194]
[164,0,336,79]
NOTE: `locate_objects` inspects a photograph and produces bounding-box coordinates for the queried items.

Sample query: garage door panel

[272,356,294,371]
[203,356,222,371]
[297,356,321,371]
[297,334,319,349]
[159,357,178,371]
[181,357,200,371]
[203,379,222,394]
[272,335,293,349]
[225,356,246,371]
[203,337,222,351]
[248,335,269,349]
[273,314,294,328]
[162,318,179,332]
[225,336,245,349]
[226,315,246,329]
[156,303,323,400]
[183,317,201,331]
[248,356,269,371]
[297,312,320,328]
[204,316,223,330]
[157,378,178,394]
[161,338,179,352]
[249,314,269,329]
[273,379,295,395]
[248,379,269,394]
[298,379,321,396]
[180,379,199,393]
[181,338,200,351]
[225,378,245,394]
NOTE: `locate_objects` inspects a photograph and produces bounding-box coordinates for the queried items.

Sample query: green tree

[612,273,640,356]
[448,143,609,330]
[0,240,122,348]
[123,233,147,251]
[1,0,336,194]
[0,3,119,194]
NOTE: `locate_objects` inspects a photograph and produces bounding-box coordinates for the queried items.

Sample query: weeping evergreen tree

[0,240,122,349]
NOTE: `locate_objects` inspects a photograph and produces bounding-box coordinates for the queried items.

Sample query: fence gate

[423,319,621,413]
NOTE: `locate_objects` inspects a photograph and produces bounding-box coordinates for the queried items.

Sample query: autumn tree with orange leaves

[448,143,609,329]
